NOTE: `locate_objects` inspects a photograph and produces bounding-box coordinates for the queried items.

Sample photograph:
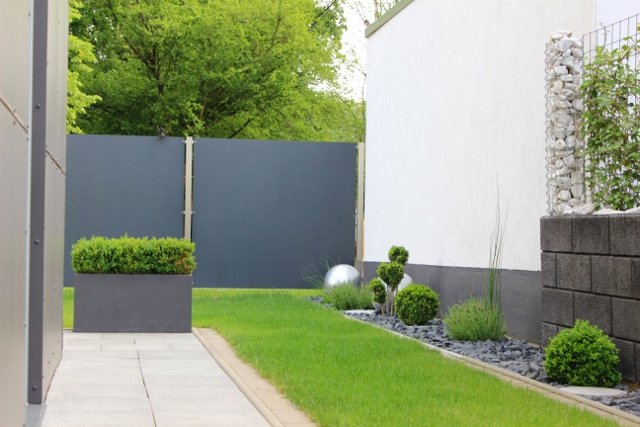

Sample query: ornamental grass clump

[544,320,621,387]
[443,297,506,341]
[444,196,507,340]
[324,283,373,310]
[71,236,196,274]
[394,284,439,325]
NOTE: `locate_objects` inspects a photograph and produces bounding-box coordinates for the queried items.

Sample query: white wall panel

[364,0,593,271]
[0,2,31,425]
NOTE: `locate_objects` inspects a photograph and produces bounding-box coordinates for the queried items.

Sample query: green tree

[71,0,363,141]
[67,0,101,134]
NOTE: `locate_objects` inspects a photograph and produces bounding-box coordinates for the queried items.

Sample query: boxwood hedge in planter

[71,236,196,274]
[71,236,196,333]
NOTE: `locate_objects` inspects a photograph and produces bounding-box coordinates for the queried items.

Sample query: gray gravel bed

[343,310,640,417]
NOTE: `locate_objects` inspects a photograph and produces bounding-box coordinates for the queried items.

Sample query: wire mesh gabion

[545,32,587,215]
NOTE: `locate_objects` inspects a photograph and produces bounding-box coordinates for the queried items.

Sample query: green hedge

[71,236,196,275]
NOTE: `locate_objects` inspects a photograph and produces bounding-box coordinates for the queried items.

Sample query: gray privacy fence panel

[193,139,356,288]
[64,135,185,284]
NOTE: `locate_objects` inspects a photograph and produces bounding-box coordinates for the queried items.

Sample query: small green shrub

[544,320,621,387]
[444,297,506,341]
[71,236,196,275]
[388,245,409,266]
[394,284,439,325]
[324,284,373,310]
[368,278,386,305]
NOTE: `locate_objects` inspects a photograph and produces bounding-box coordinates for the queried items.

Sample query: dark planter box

[74,274,192,333]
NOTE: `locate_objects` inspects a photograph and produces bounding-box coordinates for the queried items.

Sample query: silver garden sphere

[324,264,361,288]
[398,274,413,291]
[381,273,413,291]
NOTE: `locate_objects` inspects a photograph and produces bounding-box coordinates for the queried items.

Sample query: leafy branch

[580,30,640,210]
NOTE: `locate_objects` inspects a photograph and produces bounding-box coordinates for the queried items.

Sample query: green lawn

[63,288,617,426]
[63,287,73,329]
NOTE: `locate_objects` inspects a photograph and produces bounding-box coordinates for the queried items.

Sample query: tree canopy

[67,0,101,134]
[69,0,364,142]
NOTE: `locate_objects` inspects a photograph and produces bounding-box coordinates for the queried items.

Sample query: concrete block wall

[540,214,640,382]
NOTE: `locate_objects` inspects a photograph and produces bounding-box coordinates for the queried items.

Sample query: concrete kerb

[193,328,316,427]
[344,317,640,427]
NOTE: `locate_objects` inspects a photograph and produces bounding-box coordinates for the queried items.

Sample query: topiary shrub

[377,262,404,291]
[544,320,621,387]
[324,284,373,310]
[368,278,386,306]
[71,236,196,275]
[444,297,506,341]
[376,261,404,315]
[394,284,439,325]
[388,245,409,266]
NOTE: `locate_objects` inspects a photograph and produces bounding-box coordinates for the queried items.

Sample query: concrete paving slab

[134,333,195,343]
[102,343,172,351]
[99,333,137,343]
[61,350,139,360]
[62,343,102,351]
[138,349,211,360]
[139,358,227,376]
[64,334,102,341]
[561,386,627,397]
[170,343,206,351]
[142,373,237,388]
[41,409,155,427]
[154,410,268,427]
[36,331,270,427]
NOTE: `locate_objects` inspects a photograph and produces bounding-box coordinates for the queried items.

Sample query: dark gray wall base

[541,214,640,382]
[74,274,192,333]
[363,262,541,342]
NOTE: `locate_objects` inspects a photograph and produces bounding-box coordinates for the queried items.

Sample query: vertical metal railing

[581,14,640,210]
[583,13,640,64]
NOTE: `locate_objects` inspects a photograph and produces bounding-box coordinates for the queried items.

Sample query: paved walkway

[33,332,271,427]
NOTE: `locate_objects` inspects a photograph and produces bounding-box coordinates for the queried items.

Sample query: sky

[339,1,374,100]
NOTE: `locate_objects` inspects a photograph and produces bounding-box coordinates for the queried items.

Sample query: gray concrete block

[556,254,591,292]
[592,256,633,297]
[574,293,612,334]
[632,259,640,300]
[541,322,559,347]
[541,216,572,252]
[612,298,640,341]
[541,253,556,288]
[611,338,636,383]
[610,215,640,256]
[542,288,574,326]
[572,215,610,254]
[637,343,640,384]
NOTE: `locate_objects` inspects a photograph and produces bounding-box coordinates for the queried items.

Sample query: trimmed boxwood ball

[376,262,404,290]
[388,245,409,266]
[394,284,439,325]
[368,278,386,305]
[544,319,621,387]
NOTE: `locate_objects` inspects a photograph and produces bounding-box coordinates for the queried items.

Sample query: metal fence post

[356,143,365,272]
[184,136,194,240]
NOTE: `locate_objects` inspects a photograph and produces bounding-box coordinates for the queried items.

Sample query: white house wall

[364,0,594,272]
[595,0,640,27]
